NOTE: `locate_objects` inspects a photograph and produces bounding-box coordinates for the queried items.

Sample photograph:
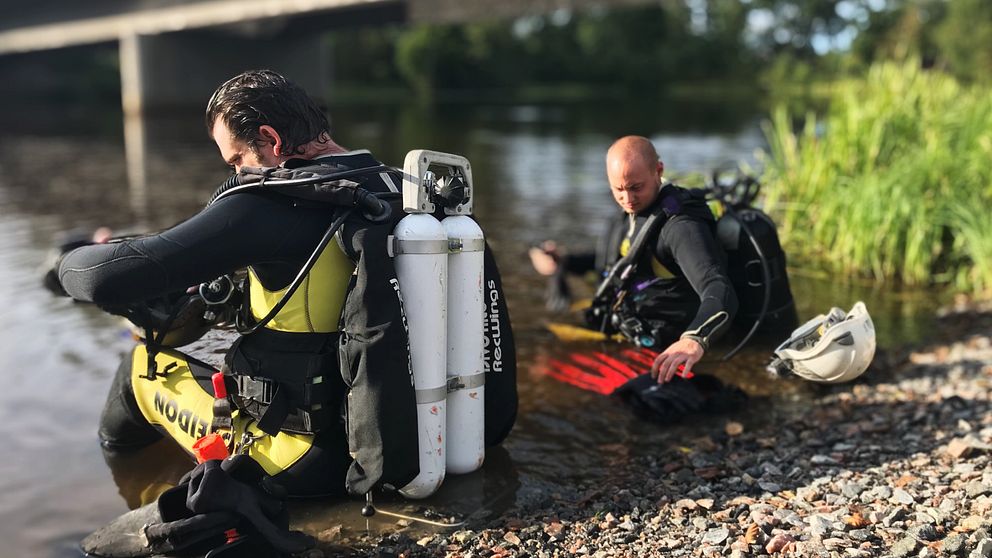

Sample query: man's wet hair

[205,69,330,157]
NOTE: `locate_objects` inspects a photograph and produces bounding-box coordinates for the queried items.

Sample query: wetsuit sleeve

[58,193,300,306]
[659,217,738,350]
[561,252,597,275]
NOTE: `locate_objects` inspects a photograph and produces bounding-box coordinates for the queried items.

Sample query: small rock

[873,486,893,500]
[675,498,698,511]
[883,507,907,526]
[842,483,864,499]
[758,481,782,493]
[822,537,846,549]
[797,487,821,502]
[848,529,870,541]
[890,536,919,557]
[961,516,986,531]
[726,422,744,436]
[618,519,636,532]
[809,514,833,537]
[544,523,564,539]
[944,534,967,555]
[972,539,992,558]
[811,455,838,465]
[316,525,343,542]
[702,527,730,545]
[910,524,939,542]
[892,488,916,505]
[947,436,991,459]
[774,509,804,527]
[966,482,991,498]
[765,533,795,554]
[760,462,783,476]
[696,498,715,510]
[416,535,434,546]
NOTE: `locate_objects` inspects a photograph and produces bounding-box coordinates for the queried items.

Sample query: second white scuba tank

[392,150,486,498]
[442,215,485,474]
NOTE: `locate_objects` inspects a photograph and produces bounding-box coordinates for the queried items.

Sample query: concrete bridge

[0,0,651,113]
[0,0,652,217]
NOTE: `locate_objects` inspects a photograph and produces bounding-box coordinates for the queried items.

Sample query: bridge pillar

[118,30,331,116]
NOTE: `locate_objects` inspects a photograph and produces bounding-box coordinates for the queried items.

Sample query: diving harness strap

[588,201,669,339]
[207,162,401,436]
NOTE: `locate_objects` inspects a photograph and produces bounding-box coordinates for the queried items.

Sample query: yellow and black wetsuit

[59,151,418,497]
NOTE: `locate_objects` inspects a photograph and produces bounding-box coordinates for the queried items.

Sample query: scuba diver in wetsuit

[49,70,517,556]
[530,135,738,382]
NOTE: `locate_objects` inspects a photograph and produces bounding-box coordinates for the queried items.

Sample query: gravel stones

[317,314,992,558]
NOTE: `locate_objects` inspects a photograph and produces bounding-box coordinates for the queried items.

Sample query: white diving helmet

[767,301,875,384]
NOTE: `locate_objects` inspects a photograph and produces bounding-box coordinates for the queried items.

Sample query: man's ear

[657,161,665,179]
[257,125,283,157]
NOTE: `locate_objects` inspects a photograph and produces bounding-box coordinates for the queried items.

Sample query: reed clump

[760,61,992,295]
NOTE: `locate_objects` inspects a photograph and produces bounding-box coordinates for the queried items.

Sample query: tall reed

[760,61,992,295]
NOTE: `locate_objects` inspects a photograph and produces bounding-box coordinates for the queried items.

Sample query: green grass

[759,61,992,296]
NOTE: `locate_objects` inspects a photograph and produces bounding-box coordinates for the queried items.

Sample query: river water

[0,101,946,556]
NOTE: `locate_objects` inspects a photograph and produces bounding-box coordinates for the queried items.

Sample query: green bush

[760,61,992,295]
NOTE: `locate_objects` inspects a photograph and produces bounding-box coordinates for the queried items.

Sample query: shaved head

[606,135,660,169]
[605,136,664,214]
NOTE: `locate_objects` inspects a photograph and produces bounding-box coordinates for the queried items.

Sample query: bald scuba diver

[531,136,739,382]
[49,70,517,557]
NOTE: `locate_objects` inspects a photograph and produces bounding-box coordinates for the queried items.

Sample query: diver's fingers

[653,351,676,384]
[663,353,685,383]
[650,352,664,380]
[682,352,701,377]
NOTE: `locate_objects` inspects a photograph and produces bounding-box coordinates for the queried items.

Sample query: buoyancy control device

[703,172,798,359]
[210,150,506,500]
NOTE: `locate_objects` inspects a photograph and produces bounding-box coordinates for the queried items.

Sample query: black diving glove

[184,455,315,555]
[40,230,96,296]
[612,373,747,424]
[545,265,573,312]
[146,455,315,557]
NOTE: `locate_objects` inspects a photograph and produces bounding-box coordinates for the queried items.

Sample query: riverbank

[332,300,992,558]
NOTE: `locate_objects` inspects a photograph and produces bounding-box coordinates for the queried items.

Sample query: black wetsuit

[60,152,392,307]
[571,184,738,348]
[59,151,395,495]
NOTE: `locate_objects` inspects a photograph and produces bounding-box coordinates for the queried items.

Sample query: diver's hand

[41,227,114,296]
[529,240,561,276]
[650,338,703,384]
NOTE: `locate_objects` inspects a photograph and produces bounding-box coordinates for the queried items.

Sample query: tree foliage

[327,0,992,96]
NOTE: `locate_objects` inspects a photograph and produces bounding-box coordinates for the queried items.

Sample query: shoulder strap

[591,188,678,304]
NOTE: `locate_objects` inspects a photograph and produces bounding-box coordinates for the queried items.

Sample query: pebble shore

[331,302,992,558]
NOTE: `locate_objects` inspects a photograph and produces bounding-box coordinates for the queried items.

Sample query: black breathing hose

[719,203,772,361]
[236,206,357,335]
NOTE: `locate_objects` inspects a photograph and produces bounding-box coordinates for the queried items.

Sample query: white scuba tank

[442,215,485,474]
[392,211,448,499]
